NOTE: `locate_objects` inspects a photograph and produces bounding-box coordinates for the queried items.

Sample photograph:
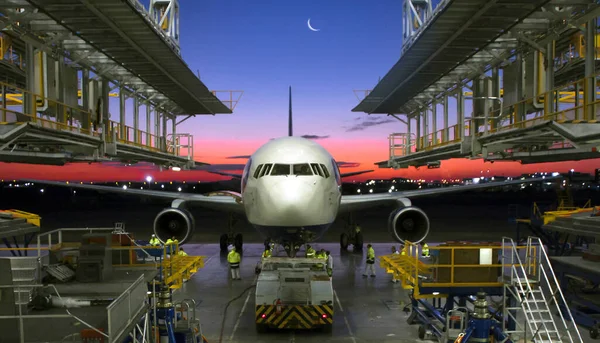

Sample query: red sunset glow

[0,138,597,183]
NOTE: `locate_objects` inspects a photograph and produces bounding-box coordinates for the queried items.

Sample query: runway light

[122,185,128,190]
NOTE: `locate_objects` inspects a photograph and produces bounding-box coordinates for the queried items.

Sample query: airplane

[26,87,560,257]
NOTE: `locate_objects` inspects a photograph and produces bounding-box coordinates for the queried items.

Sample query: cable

[218,284,257,343]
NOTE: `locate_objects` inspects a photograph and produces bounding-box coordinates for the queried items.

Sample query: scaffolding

[0,223,206,342]
[0,0,243,169]
[379,239,583,341]
[354,0,600,169]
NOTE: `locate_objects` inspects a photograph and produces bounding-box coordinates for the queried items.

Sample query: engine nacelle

[153,208,195,244]
[387,206,430,244]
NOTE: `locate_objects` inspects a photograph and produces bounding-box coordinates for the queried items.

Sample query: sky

[0,0,599,183]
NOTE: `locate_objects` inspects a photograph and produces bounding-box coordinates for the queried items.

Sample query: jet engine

[153,208,195,244]
[387,206,430,244]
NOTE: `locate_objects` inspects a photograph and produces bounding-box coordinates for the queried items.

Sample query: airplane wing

[206,171,242,178]
[340,170,374,178]
[207,169,375,179]
[25,180,245,214]
[338,176,559,214]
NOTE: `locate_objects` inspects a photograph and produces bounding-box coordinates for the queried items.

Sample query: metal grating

[25,0,231,115]
[352,0,552,115]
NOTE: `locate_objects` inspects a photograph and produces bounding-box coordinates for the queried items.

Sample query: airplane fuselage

[240,136,342,246]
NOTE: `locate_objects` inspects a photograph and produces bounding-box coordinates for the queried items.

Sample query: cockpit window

[270,164,291,176]
[292,164,313,176]
[319,164,330,178]
[259,164,272,177]
[253,164,263,178]
[310,163,323,177]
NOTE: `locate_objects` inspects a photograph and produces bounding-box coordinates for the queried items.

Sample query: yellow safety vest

[306,248,316,258]
[262,250,271,258]
[149,237,160,246]
[422,243,430,257]
[366,247,375,263]
[178,250,188,256]
[227,251,241,268]
[165,239,174,244]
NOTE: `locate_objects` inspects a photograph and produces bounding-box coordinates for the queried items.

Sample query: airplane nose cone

[267,179,315,223]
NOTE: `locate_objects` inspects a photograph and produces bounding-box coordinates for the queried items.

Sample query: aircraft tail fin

[288,86,293,137]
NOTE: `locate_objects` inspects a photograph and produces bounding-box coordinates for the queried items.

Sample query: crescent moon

[307,18,320,32]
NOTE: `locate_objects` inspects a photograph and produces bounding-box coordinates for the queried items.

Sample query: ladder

[501,237,582,343]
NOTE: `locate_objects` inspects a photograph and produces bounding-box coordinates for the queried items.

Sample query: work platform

[0,0,242,169]
[379,238,584,341]
[353,0,600,169]
[0,222,206,342]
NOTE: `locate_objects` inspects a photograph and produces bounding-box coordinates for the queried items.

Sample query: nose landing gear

[282,242,301,257]
[219,213,243,252]
[340,213,363,251]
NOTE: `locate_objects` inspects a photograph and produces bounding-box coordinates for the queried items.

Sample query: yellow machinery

[0,209,41,227]
[379,241,532,299]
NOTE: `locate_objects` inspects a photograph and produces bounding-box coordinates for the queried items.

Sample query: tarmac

[174,243,421,343]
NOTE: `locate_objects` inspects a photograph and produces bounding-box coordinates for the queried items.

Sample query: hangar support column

[415,111,421,151]
[133,96,139,144]
[406,115,412,156]
[431,100,437,146]
[585,19,596,120]
[443,95,449,143]
[24,43,36,118]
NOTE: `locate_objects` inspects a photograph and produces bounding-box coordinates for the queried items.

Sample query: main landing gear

[340,213,363,251]
[220,213,243,252]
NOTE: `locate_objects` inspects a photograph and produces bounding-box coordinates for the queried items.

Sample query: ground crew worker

[325,251,333,277]
[362,244,376,277]
[421,242,430,257]
[227,247,241,280]
[400,244,407,256]
[178,248,188,256]
[262,247,272,259]
[149,234,161,246]
[306,244,316,258]
[314,248,326,269]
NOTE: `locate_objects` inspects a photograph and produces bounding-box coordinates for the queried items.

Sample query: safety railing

[107,274,148,343]
[402,73,600,156]
[0,33,24,69]
[381,241,532,299]
[33,227,204,290]
[388,133,415,158]
[0,283,110,343]
[0,81,100,136]
[501,237,582,343]
[418,124,462,151]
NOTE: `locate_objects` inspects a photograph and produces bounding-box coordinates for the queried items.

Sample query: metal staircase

[501,237,582,342]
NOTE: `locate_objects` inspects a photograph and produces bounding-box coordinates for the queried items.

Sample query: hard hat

[151,234,156,237]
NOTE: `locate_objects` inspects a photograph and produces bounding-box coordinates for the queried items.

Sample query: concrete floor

[175,243,421,343]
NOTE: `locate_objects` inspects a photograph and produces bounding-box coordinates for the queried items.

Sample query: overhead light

[172,167,181,172]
